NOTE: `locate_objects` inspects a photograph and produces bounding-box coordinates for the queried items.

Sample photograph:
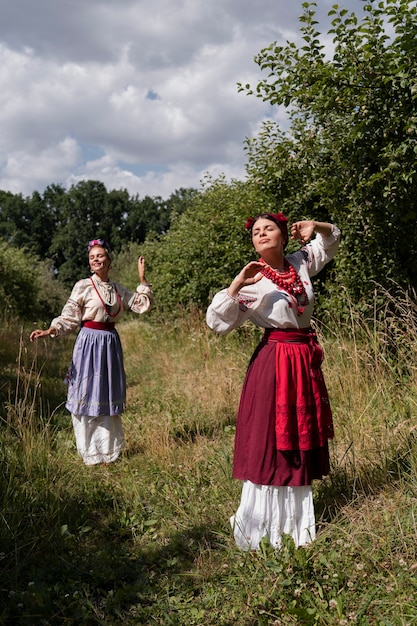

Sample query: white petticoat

[231,480,316,550]
[72,414,126,465]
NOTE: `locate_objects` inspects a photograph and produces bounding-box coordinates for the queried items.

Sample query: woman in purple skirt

[206,213,340,550]
[30,239,153,465]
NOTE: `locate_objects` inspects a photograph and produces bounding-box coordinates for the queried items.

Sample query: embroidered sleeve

[206,288,256,334]
[237,294,257,312]
[50,298,83,336]
[125,284,154,314]
[304,225,341,277]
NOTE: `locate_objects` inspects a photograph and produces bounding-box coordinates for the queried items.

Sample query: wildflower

[294,588,302,597]
[329,599,338,609]
[356,563,364,571]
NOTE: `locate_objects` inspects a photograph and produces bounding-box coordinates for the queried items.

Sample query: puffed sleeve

[121,283,154,314]
[49,281,85,336]
[206,288,255,334]
[304,225,341,277]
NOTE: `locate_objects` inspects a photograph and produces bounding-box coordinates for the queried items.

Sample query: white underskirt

[71,414,126,465]
[231,480,316,550]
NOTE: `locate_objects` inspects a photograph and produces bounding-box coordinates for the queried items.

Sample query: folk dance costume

[206,225,340,549]
[50,276,153,465]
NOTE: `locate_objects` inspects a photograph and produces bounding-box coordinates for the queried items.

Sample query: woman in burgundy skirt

[30,239,153,465]
[206,213,340,549]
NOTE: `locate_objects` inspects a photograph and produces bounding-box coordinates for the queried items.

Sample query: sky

[0,0,366,200]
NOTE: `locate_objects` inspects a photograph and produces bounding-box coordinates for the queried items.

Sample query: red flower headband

[245,212,289,246]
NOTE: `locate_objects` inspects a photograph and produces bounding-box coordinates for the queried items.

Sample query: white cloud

[0,0,366,198]
[0,137,81,194]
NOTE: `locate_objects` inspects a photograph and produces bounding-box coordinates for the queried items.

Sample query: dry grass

[119,313,252,462]
[319,290,417,474]
[2,289,417,623]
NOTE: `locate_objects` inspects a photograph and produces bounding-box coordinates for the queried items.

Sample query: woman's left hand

[291,220,315,244]
[138,256,147,283]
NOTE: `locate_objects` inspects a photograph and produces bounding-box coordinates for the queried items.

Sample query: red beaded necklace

[259,258,308,316]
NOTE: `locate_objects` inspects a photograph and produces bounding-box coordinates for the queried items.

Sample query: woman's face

[251,218,284,256]
[89,246,111,275]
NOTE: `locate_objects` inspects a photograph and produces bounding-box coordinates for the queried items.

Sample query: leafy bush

[0,240,66,321]
[241,0,417,313]
[112,175,340,318]
[114,176,285,313]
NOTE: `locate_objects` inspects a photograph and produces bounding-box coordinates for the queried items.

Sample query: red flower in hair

[245,217,256,230]
[245,212,288,230]
[245,212,289,245]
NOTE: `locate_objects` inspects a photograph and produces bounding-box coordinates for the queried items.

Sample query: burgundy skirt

[233,328,334,487]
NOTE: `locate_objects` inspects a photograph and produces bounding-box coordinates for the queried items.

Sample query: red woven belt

[263,328,312,343]
[82,321,115,330]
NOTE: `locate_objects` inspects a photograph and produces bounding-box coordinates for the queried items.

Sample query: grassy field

[1,296,417,625]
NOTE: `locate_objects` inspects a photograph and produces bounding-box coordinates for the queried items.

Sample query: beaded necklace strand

[90,276,122,317]
[259,258,308,316]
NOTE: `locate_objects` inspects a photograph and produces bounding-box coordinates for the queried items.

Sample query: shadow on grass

[314,430,417,527]
[0,475,228,625]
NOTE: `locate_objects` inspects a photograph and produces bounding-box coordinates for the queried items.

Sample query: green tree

[123,195,165,244]
[0,189,59,259]
[0,191,30,248]
[123,188,197,244]
[49,181,199,286]
[0,240,66,320]
[0,181,200,291]
[161,187,199,230]
[240,0,417,313]
[49,180,127,285]
[118,177,275,312]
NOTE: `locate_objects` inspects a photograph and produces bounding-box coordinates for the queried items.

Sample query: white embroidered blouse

[50,276,153,336]
[206,226,341,334]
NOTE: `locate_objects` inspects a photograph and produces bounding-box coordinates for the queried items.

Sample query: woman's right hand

[30,328,54,342]
[228,261,264,298]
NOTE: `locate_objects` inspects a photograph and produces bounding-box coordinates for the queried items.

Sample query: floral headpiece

[245,212,289,246]
[87,238,111,256]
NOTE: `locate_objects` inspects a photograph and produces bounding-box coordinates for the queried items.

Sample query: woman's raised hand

[227,261,264,299]
[237,261,265,286]
[291,220,315,244]
[138,256,146,283]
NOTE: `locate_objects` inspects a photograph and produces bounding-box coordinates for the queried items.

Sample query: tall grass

[1,292,417,624]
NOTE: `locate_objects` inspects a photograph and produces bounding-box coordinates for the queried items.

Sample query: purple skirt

[65,327,126,417]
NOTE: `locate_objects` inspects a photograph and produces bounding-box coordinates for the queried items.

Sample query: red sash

[82,321,115,330]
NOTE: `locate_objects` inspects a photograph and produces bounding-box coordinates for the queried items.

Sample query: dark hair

[245,212,289,247]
